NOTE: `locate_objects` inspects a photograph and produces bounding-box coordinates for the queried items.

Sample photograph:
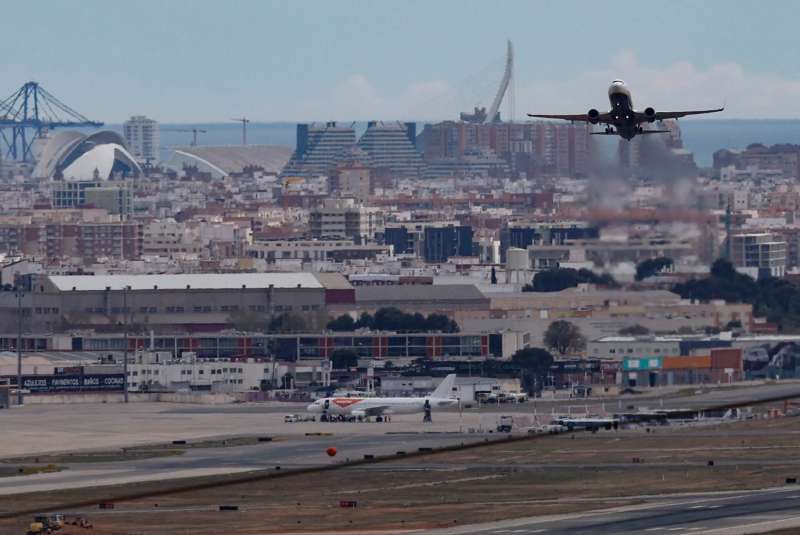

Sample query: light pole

[15,287,23,405]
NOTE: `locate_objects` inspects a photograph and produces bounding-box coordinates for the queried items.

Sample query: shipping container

[710,348,742,371]
[662,355,711,370]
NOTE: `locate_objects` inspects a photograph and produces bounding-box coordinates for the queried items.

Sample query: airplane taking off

[528,80,723,140]
[306,374,458,420]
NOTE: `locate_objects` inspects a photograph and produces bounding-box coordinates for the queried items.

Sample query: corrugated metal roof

[0,352,100,364]
[48,273,323,292]
[314,273,353,290]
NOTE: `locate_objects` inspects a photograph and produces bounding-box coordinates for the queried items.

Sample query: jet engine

[644,107,656,122]
[588,108,600,124]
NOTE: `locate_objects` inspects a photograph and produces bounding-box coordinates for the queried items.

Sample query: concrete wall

[22,392,236,404]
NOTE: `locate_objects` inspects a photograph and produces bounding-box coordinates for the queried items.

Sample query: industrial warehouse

[0,272,353,332]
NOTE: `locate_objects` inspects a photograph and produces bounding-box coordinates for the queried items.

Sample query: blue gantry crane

[0,81,103,162]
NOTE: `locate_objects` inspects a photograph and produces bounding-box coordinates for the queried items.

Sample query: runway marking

[689,505,707,509]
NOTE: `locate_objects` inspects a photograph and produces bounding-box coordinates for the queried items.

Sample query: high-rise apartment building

[417,121,594,178]
[357,121,424,178]
[281,122,357,178]
[123,115,160,164]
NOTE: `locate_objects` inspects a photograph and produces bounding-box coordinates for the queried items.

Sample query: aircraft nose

[307,402,319,412]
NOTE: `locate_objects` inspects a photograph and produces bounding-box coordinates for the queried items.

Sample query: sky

[3,0,800,123]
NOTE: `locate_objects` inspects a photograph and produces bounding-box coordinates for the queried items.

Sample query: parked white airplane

[306,374,458,419]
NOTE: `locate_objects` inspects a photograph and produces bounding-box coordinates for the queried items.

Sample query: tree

[358,308,460,333]
[425,313,460,333]
[618,324,650,336]
[327,314,355,332]
[635,257,674,281]
[544,320,586,355]
[724,320,743,331]
[524,267,617,292]
[354,312,374,330]
[268,313,307,333]
[229,310,271,332]
[330,349,359,370]
[672,259,758,304]
[511,347,554,393]
[372,307,406,331]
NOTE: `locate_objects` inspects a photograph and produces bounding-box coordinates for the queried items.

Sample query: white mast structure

[484,40,514,124]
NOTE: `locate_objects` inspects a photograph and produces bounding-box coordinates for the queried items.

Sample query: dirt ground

[2,415,800,535]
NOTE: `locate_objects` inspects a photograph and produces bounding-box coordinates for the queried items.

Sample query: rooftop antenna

[231,117,250,145]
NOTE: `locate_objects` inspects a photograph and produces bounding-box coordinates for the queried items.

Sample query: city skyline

[3,0,800,122]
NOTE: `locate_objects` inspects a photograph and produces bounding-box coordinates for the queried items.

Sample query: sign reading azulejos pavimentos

[4,374,125,393]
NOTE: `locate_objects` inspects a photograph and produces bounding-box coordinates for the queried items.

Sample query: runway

[2,380,800,497]
[422,486,800,534]
[0,431,475,496]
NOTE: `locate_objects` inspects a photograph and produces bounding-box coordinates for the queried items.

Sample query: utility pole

[16,287,23,405]
[123,285,130,403]
[231,117,250,145]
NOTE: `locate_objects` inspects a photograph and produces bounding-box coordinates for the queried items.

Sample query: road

[422,486,800,535]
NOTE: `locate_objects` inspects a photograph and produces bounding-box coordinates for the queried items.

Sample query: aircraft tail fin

[431,374,457,399]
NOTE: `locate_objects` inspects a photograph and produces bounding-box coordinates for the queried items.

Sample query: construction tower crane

[165,128,207,146]
[0,81,103,161]
[231,117,250,145]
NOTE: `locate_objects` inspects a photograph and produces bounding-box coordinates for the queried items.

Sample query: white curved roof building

[164,145,293,179]
[33,130,143,180]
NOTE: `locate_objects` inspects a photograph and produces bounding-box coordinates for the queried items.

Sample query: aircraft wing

[527,112,611,123]
[639,107,724,121]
